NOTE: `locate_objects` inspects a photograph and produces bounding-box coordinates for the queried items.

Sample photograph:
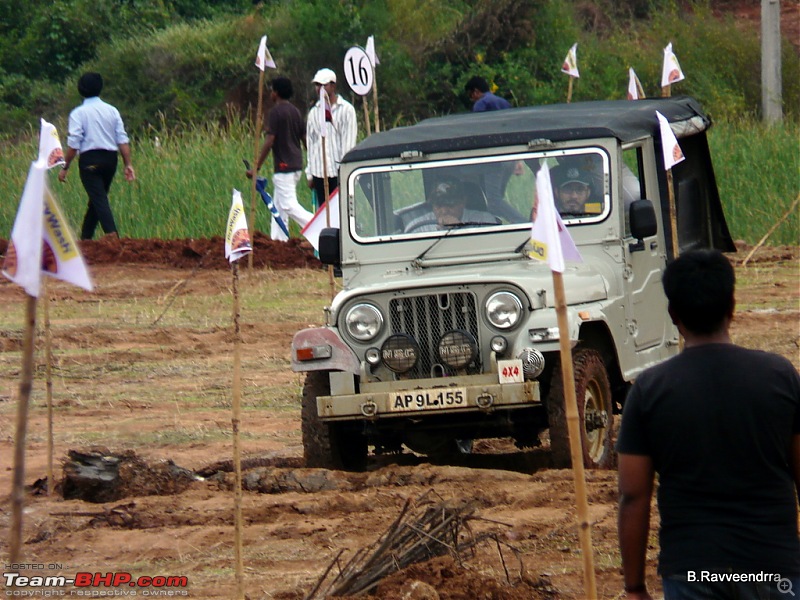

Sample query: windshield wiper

[411,226,460,266]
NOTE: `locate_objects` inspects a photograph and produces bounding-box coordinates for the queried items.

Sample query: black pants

[79,150,119,240]
[312,176,338,211]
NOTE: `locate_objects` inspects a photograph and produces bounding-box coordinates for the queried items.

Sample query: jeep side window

[622,147,644,236]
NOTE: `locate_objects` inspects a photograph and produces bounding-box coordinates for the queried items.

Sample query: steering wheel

[404,218,439,233]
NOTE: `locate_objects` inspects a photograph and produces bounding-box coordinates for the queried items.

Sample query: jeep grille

[389,292,480,378]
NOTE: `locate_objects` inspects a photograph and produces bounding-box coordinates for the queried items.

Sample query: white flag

[530,164,582,273]
[661,42,685,88]
[301,188,339,251]
[366,35,380,67]
[255,35,276,71]
[561,43,579,78]
[656,111,685,170]
[2,163,45,297]
[627,68,645,100]
[42,185,93,291]
[38,118,65,169]
[225,189,252,263]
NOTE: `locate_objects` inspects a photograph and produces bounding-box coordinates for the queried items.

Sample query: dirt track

[0,239,797,599]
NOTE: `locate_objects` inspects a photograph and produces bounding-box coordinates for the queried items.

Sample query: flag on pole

[254,176,289,238]
[42,186,93,291]
[627,68,645,100]
[38,118,65,169]
[318,87,332,138]
[561,43,579,78]
[255,35,276,71]
[530,164,582,273]
[661,42,685,87]
[366,35,380,67]
[3,163,45,297]
[301,188,339,251]
[225,189,252,263]
[656,111,686,170]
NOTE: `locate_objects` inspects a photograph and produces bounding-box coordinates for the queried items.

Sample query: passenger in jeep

[403,180,499,233]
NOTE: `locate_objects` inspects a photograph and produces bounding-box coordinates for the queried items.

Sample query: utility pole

[761,0,783,123]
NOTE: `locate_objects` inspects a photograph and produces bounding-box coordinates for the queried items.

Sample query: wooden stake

[362,96,372,136]
[9,294,38,564]
[43,280,54,496]
[743,194,800,266]
[249,68,266,271]
[661,83,671,98]
[666,169,679,259]
[552,271,598,600]
[372,66,380,132]
[231,262,245,599]
[566,77,574,104]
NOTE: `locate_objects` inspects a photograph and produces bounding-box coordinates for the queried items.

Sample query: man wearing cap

[305,68,357,210]
[551,157,602,217]
[404,180,498,233]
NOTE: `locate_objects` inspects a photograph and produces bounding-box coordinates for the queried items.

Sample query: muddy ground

[0,237,797,599]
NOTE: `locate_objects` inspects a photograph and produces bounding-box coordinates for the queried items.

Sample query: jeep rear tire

[546,348,614,469]
[301,371,368,471]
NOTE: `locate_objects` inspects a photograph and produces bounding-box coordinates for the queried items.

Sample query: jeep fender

[291,327,360,374]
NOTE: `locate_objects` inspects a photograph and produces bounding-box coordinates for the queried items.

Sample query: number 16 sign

[344,46,374,96]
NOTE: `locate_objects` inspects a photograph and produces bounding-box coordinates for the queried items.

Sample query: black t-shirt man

[267,101,305,174]
[617,343,800,576]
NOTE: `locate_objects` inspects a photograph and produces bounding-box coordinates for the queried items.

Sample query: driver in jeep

[403,180,499,233]
[551,156,604,217]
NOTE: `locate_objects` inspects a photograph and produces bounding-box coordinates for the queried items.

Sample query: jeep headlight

[344,303,384,341]
[485,291,523,330]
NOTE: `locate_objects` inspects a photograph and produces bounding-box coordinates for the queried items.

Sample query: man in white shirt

[305,68,357,210]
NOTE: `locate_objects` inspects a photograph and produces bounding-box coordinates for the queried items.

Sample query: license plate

[389,387,467,412]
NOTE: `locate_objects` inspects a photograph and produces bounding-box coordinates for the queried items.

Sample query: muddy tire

[301,371,367,471]
[546,348,614,469]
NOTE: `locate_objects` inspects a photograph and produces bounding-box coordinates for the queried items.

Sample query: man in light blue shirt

[58,72,135,240]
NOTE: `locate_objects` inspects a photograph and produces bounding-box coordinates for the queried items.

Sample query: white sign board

[344,46,373,96]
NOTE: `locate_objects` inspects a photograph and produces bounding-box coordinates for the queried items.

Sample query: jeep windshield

[349,149,611,243]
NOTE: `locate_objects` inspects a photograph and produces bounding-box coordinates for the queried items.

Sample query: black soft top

[343,96,710,163]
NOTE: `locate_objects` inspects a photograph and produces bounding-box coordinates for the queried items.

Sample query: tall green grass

[0,118,797,245]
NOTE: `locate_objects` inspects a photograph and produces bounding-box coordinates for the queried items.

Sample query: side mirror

[318,228,341,266]
[629,199,657,252]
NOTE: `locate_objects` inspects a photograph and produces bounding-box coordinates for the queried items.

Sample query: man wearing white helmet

[305,68,357,209]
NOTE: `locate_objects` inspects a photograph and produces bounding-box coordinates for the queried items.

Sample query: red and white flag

[627,68,645,100]
[656,111,685,170]
[561,43,579,78]
[225,189,252,263]
[255,35,276,71]
[38,118,65,169]
[366,35,380,67]
[661,42,685,88]
[301,188,339,251]
[530,164,582,273]
[318,87,332,138]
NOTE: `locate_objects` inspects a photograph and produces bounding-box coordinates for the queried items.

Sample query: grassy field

[0,117,797,245]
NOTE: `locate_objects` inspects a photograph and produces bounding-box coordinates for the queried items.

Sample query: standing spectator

[464,76,511,112]
[58,72,135,240]
[617,249,800,600]
[247,76,313,241]
[305,68,357,209]
[464,76,521,222]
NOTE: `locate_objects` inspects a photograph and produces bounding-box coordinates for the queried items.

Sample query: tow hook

[476,391,494,410]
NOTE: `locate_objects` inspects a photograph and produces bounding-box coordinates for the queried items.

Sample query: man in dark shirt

[248,77,313,241]
[617,249,800,599]
[464,76,511,112]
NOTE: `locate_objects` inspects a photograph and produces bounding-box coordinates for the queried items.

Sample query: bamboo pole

[43,280,54,496]
[552,271,598,600]
[230,261,245,599]
[566,77,574,103]
[9,294,38,565]
[661,83,671,98]
[321,137,335,300]
[666,169,679,259]
[743,194,800,266]
[362,96,372,136]
[249,68,266,271]
[371,65,380,132]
